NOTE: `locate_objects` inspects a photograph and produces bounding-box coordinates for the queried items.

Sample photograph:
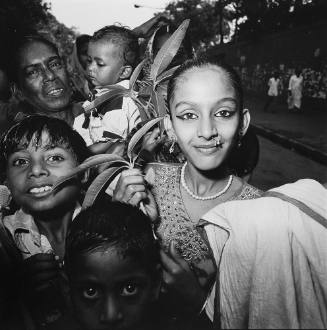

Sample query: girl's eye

[215,109,234,118]
[12,158,28,167]
[82,287,99,300]
[121,283,139,297]
[47,155,64,163]
[96,61,105,67]
[177,112,198,120]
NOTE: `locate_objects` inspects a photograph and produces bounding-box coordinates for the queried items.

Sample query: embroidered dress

[150,163,262,287]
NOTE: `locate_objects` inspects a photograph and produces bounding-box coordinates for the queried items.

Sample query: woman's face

[170,66,244,172]
[17,41,72,113]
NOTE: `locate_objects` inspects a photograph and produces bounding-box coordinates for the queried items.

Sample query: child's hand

[142,127,162,154]
[21,253,61,295]
[112,169,158,222]
[160,241,206,314]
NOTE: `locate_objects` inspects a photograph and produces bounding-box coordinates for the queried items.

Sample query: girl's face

[170,66,247,172]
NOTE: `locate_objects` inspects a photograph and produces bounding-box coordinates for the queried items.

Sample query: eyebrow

[23,56,61,70]
[175,97,237,109]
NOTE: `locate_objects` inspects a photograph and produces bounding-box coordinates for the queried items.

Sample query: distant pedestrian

[263,72,280,113]
[288,68,303,113]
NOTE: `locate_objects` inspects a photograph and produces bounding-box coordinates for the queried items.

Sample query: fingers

[22,254,61,291]
[161,241,189,270]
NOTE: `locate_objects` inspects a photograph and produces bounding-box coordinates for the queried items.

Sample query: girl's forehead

[172,66,235,102]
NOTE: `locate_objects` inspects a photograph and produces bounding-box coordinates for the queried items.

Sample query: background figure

[68,34,92,101]
[288,68,303,113]
[263,71,280,113]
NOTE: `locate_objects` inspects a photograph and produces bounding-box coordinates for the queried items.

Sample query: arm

[132,14,170,39]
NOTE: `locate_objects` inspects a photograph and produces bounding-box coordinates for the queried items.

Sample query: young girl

[113,58,262,313]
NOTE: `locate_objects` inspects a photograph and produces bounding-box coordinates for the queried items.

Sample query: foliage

[161,0,234,51]
[0,0,50,67]
[53,19,192,209]
[83,19,190,123]
[0,0,77,69]
[235,0,327,41]
[53,117,164,210]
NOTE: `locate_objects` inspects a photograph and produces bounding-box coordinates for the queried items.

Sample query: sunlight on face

[170,66,241,172]
[87,41,125,87]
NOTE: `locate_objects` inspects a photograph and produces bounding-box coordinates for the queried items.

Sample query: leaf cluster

[53,19,191,209]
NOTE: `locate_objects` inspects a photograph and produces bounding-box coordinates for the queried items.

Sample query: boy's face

[69,247,159,330]
[87,41,126,87]
[6,131,80,215]
[17,41,72,113]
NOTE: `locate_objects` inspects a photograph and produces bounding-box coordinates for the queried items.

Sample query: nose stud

[214,136,223,148]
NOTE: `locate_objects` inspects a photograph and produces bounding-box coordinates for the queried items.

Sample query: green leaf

[129,59,147,90]
[82,166,128,209]
[150,19,190,81]
[84,86,128,113]
[156,65,180,85]
[53,154,128,191]
[127,116,164,160]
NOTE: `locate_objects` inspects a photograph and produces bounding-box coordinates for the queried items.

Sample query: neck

[184,162,231,196]
[24,102,74,125]
[32,206,75,257]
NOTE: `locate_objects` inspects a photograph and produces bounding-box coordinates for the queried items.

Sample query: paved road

[249,136,327,191]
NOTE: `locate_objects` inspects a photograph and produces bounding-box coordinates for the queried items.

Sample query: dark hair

[9,35,61,84]
[167,57,244,124]
[91,25,139,68]
[65,199,160,275]
[0,115,90,180]
[76,34,91,54]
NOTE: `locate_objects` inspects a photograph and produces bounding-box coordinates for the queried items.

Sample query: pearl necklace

[181,162,233,201]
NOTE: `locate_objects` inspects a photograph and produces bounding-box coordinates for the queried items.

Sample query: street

[249,136,327,191]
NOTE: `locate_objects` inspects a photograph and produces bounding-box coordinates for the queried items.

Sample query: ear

[119,65,133,80]
[240,108,250,136]
[11,83,24,101]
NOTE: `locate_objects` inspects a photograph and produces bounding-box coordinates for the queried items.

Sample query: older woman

[6,35,83,127]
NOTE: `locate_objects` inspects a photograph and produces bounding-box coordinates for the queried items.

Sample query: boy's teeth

[48,89,63,96]
[30,186,52,193]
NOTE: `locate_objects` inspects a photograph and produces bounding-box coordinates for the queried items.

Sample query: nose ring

[214,136,222,148]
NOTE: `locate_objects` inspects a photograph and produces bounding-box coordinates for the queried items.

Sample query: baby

[73,25,141,150]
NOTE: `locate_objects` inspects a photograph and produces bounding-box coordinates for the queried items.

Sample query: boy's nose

[29,161,49,178]
[100,296,123,324]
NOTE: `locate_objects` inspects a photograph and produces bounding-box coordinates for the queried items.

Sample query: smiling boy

[0,115,90,327]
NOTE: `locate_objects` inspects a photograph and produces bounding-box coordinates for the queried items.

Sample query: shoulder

[233,178,263,200]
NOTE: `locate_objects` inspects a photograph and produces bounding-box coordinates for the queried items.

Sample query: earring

[169,136,177,154]
[237,131,243,148]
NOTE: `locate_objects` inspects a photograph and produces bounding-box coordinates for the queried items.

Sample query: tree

[162,0,234,51]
